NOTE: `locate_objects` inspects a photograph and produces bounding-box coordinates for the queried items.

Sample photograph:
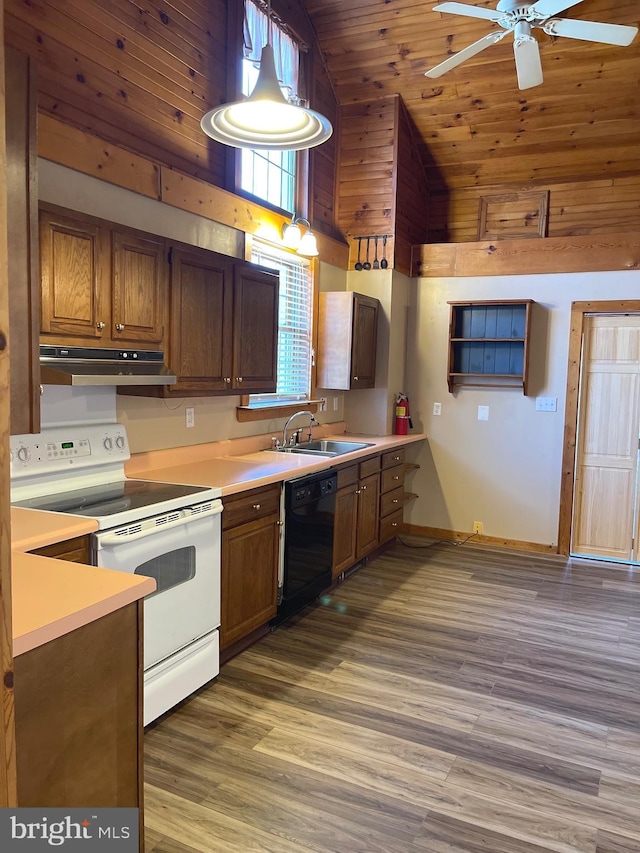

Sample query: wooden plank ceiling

[303,0,640,192]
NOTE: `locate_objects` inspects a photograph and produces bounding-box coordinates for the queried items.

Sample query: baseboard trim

[401,524,558,554]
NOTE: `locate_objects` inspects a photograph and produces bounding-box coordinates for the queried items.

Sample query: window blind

[250,241,313,406]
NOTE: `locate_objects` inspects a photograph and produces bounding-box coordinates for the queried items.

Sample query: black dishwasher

[274,469,337,624]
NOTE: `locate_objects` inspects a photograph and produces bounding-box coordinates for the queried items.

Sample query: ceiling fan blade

[425,30,508,78]
[513,35,543,89]
[432,3,502,23]
[544,18,638,47]
[530,0,583,18]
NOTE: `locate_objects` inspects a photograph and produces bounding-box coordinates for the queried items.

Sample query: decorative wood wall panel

[431,176,640,243]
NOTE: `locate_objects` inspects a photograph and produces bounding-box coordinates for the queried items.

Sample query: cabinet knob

[252,503,261,510]
[355,489,361,495]
[96,321,105,331]
[361,485,367,490]
[391,522,398,528]
[394,455,400,461]
[115,323,125,332]
[353,376,359,381]
[224,377,231,384]
[393,475,400,481]
[392,499,399,504]
[237,377,243,383]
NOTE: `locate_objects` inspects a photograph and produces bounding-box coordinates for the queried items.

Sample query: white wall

[404,269,640,547]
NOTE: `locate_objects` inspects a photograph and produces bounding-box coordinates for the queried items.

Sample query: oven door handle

[94,502,223,547]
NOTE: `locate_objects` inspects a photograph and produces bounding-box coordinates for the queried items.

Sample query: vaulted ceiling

[304,0,640,192]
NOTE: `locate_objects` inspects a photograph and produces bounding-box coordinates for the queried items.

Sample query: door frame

[558,299,640,555]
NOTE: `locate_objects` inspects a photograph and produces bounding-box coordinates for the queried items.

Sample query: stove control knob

[17,446,30,463]
[115,435,125,449]
[10,449,14,462]
[103,437,113,451]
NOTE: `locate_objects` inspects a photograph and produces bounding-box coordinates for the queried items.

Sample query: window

[240,0,300,212]
[248,240,313,406]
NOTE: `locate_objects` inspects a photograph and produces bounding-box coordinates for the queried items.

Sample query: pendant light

[201,0,333,151]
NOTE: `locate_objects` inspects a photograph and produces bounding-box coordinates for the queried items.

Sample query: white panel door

[572,315,640,561]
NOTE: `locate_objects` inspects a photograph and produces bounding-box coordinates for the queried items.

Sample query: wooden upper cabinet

[112,231,166,344]
[40,209,110,342]
[317,291,380,390]
[6,46,40,436]
[167,245,233,395]
[231,263,279,394]
[39,206,166,350]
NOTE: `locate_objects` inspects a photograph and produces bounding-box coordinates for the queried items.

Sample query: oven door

[92,500,222,671]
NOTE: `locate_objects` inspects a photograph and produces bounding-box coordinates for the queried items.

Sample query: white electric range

[11,422,223,725]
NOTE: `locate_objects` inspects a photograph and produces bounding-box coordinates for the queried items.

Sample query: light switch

[535,397,557,412]
[433,402,442,416]
[477,405,489,421]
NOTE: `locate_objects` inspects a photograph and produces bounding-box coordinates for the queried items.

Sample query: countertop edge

[12,553,156,656]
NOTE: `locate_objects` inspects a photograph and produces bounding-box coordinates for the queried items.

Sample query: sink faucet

[282,410,319,447]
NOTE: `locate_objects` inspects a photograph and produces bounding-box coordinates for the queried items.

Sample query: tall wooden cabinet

[6,46,40,435]
[317,291,379,390]
[39,206,166,349]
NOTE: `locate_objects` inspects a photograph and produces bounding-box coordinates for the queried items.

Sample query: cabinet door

[168,246,233,394]
[6,46,39,435]
[356,472,380,559]
[232,263,278,393]
[351,294,378,389]
[333,485,358,577]
[40,209,110,341]
[112,230,166,346]
[221,514,279,649]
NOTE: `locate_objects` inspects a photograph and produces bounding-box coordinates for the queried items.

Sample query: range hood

[39,345,177,387]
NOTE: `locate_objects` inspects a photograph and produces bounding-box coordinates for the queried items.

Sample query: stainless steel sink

[265,439,374,457]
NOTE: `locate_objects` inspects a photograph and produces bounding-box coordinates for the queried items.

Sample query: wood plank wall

[430,176,640,244]
[4,0,339,236]
[336,94,429,274]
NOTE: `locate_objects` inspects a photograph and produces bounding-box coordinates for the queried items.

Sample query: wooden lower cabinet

[14,602,143,815]
[221,484,281,649]
[379,447,406,545]
[332,456,381,575]
[30,535,90,564]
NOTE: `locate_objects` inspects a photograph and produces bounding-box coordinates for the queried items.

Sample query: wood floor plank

[144,539,640,853]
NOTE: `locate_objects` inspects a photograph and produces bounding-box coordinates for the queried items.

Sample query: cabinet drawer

[31,536,90,564]
[335,463,358,489]
[380,485,404,519]
[359,455,381,479]
[222,484,281,529]
[382,447,405,469]
[381,464,405,494]
[379,508,403,544]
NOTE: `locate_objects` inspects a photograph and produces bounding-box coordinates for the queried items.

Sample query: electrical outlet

[535,396,557,412]
[477,405,489,421]
[473,521,483,535]
[319,397,327,413]
[186,407,195,428]
[433,402,442,416]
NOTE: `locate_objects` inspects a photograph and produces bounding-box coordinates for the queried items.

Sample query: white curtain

[244,0,299,100]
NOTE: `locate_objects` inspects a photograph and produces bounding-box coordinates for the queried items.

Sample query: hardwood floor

[143,538,640,853]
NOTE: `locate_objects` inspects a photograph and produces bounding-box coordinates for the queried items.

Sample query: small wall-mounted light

[282,217,319,257]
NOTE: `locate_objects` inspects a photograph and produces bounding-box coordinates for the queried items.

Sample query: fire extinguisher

[394,392,412,435]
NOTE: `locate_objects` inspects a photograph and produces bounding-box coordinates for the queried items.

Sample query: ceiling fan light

[201,45,333,151]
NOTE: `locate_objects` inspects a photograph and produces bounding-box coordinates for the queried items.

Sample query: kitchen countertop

[126,431,426,496]
[10,427,425,656]
[12,551,155,656]
[11,508,154,657]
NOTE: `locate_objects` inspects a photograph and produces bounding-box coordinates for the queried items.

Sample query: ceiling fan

[424,1,639,90]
